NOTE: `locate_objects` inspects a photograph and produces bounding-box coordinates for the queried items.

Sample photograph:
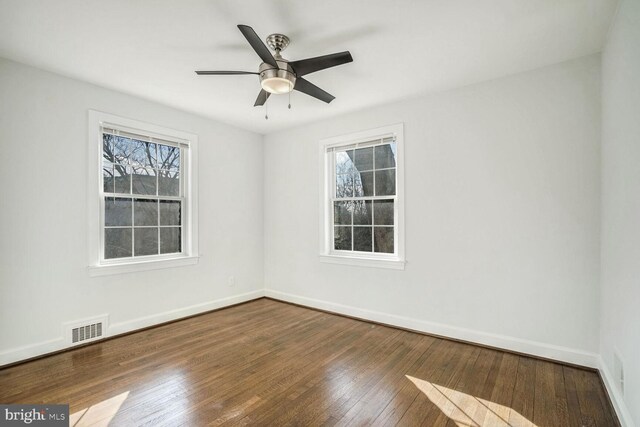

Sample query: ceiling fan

[195,25,353,107]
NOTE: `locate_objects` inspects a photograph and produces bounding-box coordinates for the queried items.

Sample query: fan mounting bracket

[266,33,290,52]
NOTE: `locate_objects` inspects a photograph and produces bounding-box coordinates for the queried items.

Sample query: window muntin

[101,131,184,261]
[329,137,398,255]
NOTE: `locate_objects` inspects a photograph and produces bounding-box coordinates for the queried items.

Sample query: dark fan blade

[237,25,278,68]
[289,51,353,76]
[195,71,258,75]
[254,89,271,106]
[294,77,335,103]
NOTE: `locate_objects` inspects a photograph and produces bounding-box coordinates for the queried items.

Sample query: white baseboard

[0,289,264,367]
[598,356,636,427]
[0,338,66,368]
[108,289,265,335]
[264,289,600,368]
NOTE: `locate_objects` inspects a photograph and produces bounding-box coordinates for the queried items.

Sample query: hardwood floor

[0,299,618,426]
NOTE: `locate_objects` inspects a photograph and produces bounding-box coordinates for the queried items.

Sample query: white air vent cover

[64,315,109,345]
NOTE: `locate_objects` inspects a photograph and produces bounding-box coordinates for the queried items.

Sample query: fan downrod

[266,34,290,52]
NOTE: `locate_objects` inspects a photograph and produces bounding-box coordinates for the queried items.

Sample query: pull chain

[265,99,268,120]
[288,90,291,109]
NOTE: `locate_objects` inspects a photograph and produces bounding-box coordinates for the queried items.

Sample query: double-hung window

[88,111,198,276]
[320,124,405,270]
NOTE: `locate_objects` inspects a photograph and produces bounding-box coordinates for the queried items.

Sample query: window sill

[88,255,199,277]
[319,254,406,270]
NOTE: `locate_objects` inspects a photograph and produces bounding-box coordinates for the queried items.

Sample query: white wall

[0,58,264,364]
[264,55,602,365]
[601,0,640,424]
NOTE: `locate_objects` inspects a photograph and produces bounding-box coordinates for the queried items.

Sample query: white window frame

[319,123,405,270]
[87,110,199,276]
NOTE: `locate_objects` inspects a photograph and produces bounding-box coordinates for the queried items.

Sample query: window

[319,124,405,269]
[102,131,183,259]
[88,111,198,276]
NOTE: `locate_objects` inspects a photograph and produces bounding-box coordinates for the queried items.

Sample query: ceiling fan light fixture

[261,76,294,94]
[259,63,296,95]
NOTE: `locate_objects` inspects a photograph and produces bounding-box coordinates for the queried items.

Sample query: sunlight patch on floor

[69,391,129,427]
[406,375,537,427]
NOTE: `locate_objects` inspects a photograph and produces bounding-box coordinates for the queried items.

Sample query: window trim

[319,123,405,270]
[87,110,199,276]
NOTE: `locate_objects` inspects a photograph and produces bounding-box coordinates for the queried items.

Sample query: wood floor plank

[510,356,537,425]
[0,299,619,426]
[534,358,569,427]
[552,362,571,426]
[487,353,519,425]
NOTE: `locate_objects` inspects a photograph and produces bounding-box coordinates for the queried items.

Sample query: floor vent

[64,315,109,345]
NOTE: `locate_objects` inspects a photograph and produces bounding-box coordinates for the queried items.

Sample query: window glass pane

[375,169,396,196]
[159,200,181,226]
[134,227,159,256]
[131,140,157,168]
[160,227,181,254]
[353,200,372,225]
[105,197,132,226]
[354,227,372,252]
[103,134,115,163]
[335,150,355,174]
[354,147,373,172]
[375,143,397,169]
[105,228,132,259]
[158,170,180,197]
[103,164,114,193]
[334,226,352,251]
[374,227,394,253]
[134,199,158,226]
[354,171,373,197]
[158,145,180,171]
[132,167,157,195]
[114,165,131,194]
[101,125,189,262]
[333,201,352,225]
[113,135,133,165]
[336,174,354,198]
[374,200,394,225]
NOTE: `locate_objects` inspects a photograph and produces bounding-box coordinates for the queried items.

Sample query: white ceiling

[0,0,618,134]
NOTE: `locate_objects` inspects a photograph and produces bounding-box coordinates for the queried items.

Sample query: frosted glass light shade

[261,77,294,94]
